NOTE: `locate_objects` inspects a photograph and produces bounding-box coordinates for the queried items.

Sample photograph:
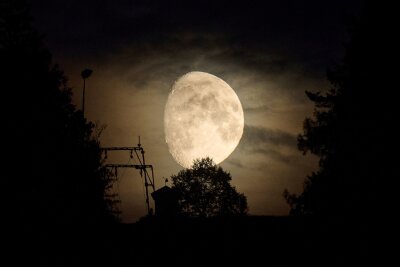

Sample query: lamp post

[81,68,93,117]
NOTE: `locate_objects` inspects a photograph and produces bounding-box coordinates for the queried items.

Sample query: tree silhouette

[284,6,386,222]
[1,0,118,228]
[171,157,248,217]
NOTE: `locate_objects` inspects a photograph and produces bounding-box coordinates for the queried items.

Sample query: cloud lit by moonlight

[164,71,244,168]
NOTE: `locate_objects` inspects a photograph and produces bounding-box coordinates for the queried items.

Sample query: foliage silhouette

[281,6,388,265]
[284,4,385,223]
[171,157,248,217]
[1,1,120,265]
[1,0,118,228]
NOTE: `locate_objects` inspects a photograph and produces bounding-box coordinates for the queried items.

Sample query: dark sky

[29,0,363,222]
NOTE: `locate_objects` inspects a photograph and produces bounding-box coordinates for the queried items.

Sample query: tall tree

[284,5,388,220]
[1,0,117,227]
[171,158,248,217]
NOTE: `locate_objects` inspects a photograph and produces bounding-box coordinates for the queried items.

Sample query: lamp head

[81,69,93,79]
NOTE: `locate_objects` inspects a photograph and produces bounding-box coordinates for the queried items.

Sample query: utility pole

[101,137,156,216]
[81,68,93,117]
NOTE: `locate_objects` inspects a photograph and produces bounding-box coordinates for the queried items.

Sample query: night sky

[29,0,363,222]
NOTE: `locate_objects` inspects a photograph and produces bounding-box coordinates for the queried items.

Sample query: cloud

[252,148,295,163]
[243,124,297,148]
[237,124,299,164]
[243,105,271,114]
[225,158,245,169]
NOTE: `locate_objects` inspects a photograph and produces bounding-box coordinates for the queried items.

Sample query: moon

[164,71,244,168]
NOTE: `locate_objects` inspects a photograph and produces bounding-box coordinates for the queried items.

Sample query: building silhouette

[151,186,179,218]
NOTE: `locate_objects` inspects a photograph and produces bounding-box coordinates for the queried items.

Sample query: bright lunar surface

[164,71,244,168]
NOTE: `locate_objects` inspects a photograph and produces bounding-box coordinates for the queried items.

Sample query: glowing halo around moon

[164,71,244,168]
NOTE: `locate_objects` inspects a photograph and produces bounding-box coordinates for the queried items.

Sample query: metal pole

[82,78,86,116]
[101,144,156,216]
[81,68,92,117]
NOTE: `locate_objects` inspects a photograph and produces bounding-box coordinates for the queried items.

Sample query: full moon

[164,71,244,168]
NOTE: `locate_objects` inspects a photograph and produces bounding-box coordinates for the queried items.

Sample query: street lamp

[81,68,93,117]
